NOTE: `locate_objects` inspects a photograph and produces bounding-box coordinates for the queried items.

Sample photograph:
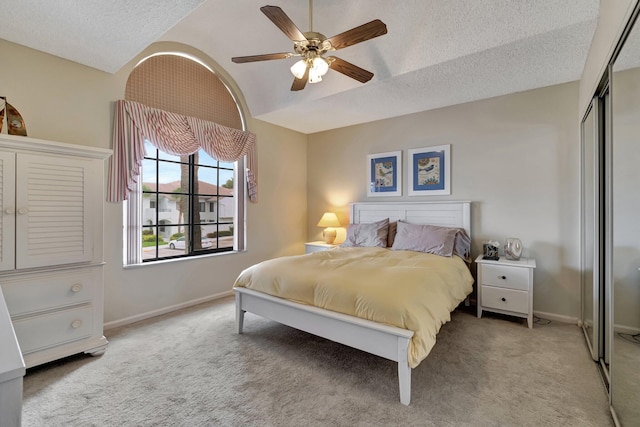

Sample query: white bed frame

[235,201,471,405]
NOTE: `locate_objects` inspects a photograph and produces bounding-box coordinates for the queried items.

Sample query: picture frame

[367,150,402,197]
[408,144,451,196]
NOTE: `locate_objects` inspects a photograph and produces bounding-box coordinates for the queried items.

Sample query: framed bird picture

[367,150,402,197]
[408,144,450,196]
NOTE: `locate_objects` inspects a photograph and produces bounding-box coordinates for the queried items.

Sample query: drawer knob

[501,297,506,302]
[71,319,82,329]
[4,208,14,215]
[498,275,507,280]
[71,283,83,293]
[17,207,28,215]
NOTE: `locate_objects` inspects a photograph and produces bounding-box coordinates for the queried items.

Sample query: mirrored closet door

[581,83,610,382]
[610,6,640,424]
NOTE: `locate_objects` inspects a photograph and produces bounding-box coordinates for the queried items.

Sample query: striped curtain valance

[107,100,257,203]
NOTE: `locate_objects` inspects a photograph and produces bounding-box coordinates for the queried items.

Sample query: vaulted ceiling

[0,0,599,134]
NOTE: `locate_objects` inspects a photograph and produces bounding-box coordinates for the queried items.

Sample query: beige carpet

[22,297,613,426]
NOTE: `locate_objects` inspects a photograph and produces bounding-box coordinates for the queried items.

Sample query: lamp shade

[290,60,308,79]
[312,57,329,76]
[317,212,340,227]
[308,67,322,84]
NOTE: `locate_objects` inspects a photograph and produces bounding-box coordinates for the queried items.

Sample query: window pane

[218,195,234,220]
[166,226,190,255]
[196,165,218,189]
[172,194,190,227]
[219,170,234,192]
[142,227,159,260]
[142,159,157,186]
[144,141,158,159]
[158,161,184,186]
[197,150,218,167]
[143,194,158,226]
[197,167,219,195]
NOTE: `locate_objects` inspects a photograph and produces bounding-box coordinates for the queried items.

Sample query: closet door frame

[580,97,600,362]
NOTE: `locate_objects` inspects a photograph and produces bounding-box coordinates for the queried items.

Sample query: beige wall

[307,82,581,319]
[0,38,308,325]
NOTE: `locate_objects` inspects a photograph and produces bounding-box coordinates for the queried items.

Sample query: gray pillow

[391,221,457,257]
[453,228,471,262]
[387,221,397,247]
[341,218,389,248]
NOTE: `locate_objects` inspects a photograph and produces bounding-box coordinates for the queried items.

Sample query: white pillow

[341,218,389,248]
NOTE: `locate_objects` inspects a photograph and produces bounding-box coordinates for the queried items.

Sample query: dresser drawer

[481,264,530,291]
[12,306,93,354]
[480,285,528,314]
[1,269,96,317]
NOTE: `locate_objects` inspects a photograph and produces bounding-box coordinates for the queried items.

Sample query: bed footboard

[234,288,414,405]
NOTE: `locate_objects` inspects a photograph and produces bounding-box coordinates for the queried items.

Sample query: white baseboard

[104,290,234,330]
[533,310,579,325]
[613,323,640,335]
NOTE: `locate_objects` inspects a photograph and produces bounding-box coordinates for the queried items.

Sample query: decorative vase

[504,238,522,260]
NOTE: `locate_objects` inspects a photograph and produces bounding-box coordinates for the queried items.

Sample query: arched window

[123,52,247,263]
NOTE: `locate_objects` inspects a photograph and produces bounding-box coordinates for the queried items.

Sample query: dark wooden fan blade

[327,19,387,50]
[328,57,374,83]
[291,66,310,91]
[232,53,291,63]
[260,5,307,41]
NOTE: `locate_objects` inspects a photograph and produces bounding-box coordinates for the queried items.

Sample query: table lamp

[317,212,340,244]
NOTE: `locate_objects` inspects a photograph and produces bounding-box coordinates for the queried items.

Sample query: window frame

[138,146,242,263]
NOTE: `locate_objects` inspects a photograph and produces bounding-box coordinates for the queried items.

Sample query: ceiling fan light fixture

[312,56,329,76]
[233,4,387,91]
[290,59,308,79]
[308,67,323,83]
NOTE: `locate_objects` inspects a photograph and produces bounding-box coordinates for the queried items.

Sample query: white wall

[307,83,581,319]
[0,38,308,325]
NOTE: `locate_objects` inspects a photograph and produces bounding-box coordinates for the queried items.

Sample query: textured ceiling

[0,0,599,134]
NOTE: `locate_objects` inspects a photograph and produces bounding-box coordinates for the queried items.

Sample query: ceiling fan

[231,1,387,91]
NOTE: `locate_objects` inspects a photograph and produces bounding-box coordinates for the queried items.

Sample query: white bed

[234,201,471,405]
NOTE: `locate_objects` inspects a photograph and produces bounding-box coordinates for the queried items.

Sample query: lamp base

[323,227,337,244]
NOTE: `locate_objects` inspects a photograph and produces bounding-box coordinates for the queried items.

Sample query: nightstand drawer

[481,264,530,291]
[480,285,528,314]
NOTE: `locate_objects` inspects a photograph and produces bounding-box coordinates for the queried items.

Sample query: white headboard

[350,201,471,236]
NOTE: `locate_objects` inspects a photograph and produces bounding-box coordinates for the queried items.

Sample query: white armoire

[0,133,111,368]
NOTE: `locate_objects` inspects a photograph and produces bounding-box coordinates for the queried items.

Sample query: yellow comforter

[233,247,474,368]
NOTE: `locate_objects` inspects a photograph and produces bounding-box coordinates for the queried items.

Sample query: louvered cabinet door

[15,154,96,269]
[0,151,16,271]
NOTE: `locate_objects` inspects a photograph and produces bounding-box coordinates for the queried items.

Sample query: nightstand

[304,241,337,254]
[476,255,536,328]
